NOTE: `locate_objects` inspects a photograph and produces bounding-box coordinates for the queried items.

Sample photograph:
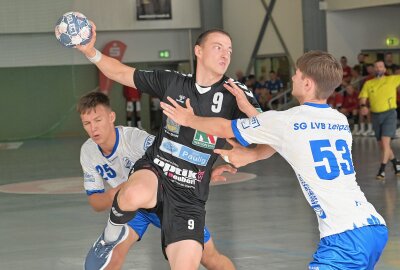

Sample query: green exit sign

[159,50,170,58]
[386,37,399,47]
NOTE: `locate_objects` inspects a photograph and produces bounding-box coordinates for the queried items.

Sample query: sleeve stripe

[231,120,250,147]
[86,189,105,196]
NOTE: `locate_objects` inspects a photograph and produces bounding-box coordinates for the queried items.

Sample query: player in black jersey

[78,23,261,270]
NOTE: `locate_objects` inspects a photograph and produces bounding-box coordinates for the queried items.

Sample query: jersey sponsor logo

[83,172,95,183]
[192,130,217,149]
[153,157,205,186]
[123,157,134,169]
[144,135,155,150]
[298,174,327,219]
[160,138,210,166]
[176,95,186,104]
[165,118,180,137]
[240,117,260,129]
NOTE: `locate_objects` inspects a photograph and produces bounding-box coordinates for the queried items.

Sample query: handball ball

[55,11,92,48]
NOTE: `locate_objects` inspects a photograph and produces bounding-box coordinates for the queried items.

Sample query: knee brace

[110,190,137,224]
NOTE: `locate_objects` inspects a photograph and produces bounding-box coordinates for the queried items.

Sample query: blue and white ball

[55,11,92,48]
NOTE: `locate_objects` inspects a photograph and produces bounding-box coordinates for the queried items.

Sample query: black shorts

[133,157,205,259]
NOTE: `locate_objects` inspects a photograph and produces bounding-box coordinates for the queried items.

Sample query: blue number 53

[309,139,354,180]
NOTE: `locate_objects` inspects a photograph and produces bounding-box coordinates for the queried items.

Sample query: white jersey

[232,102,385,238]
[80,126,155,195]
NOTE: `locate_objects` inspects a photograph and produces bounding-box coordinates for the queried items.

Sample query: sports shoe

[376,170,385,180]
[84,224,129,270]
[394,162,400,176]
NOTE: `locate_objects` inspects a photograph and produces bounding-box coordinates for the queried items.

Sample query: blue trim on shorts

[232,120,250,147]
[127,210,212,243]
[309,225,388,270]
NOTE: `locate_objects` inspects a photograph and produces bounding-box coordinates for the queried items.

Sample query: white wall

[222,0,303,75]
[0,0,200,67]
[326,5,400,66]
[324,0,400,11]
[0,0,200,33]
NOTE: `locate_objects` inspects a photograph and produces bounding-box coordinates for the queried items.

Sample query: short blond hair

[296,51,343,99]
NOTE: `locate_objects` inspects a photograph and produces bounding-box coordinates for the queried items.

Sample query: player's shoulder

[223,77,248,91]
[80,138,98,161]
[118,125,149,138]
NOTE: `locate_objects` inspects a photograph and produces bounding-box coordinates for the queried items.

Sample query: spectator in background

[359,60,400,179]
[340,56,352,83]
[235,69,246,84]
[357,53,369,76]
[245,74,257,94]
[123,85,141,128]
[327,88,343,110]
[384,52,398,75]
[339,84,361,135]
[265,70,284,109]
[350,65,364,91]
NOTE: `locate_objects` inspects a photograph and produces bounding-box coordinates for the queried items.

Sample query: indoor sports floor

[0,136,399,269]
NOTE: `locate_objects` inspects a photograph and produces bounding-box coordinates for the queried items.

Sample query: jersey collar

[98,127,120,159]
[304,102,330,108]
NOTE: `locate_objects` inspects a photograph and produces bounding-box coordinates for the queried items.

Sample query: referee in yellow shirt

[359,60,400,179]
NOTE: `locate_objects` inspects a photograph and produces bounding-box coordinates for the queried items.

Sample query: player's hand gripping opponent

[161,96,195,126]
[224,79,259,117]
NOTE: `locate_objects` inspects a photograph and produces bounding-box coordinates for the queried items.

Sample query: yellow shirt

[359,75,400,113]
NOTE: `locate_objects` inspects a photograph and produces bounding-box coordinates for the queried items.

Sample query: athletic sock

[104,191,137,243]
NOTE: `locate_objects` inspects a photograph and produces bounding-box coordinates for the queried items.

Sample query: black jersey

[134,69,260,203]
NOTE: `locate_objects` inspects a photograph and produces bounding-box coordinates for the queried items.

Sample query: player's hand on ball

[76,21,98,57]
[160,97,194,126]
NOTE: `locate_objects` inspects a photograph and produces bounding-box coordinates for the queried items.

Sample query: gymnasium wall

[223,0,304,76]
[326,5,400,66]
[0,0,200,141]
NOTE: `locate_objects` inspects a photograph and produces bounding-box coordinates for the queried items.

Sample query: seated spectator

[327,88,344,110]
[340,56,352,84]
[339,84,359,132]
[350,65,363,91]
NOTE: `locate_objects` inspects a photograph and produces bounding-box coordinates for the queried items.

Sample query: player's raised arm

[160,97,234,138]
[76,22,136,88]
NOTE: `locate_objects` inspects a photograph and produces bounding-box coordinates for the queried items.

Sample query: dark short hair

[77,91,111,114]
[195,29,232,46]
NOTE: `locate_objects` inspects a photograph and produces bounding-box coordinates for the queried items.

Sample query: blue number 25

[95,164,117,180]
[309,139,354,180]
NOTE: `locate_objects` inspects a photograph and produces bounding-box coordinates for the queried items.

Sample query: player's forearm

[254,144,276,161]
[359,97,367,106]
[85,48,136,88]
[189,115,234,138]
[243,104,260,117]
[88,193,113,212]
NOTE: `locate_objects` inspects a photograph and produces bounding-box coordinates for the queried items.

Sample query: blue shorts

[128,210,211,243]
[309,225,388,270]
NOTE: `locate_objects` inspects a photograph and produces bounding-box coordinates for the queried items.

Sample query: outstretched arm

[214,139,276,168]
[76,22,135,88]
[160,97,235,138]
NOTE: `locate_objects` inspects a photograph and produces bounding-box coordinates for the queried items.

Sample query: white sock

[104,218,123,243]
